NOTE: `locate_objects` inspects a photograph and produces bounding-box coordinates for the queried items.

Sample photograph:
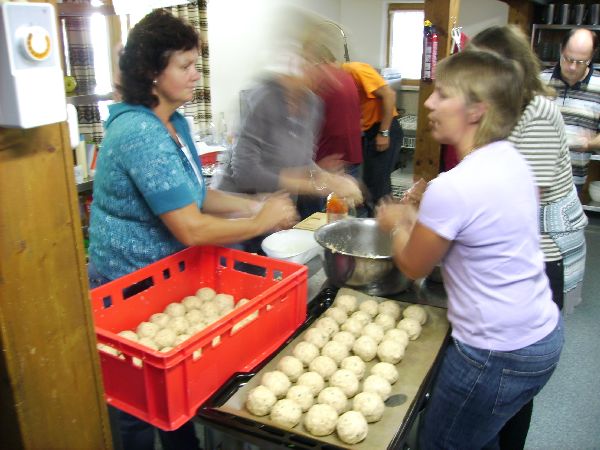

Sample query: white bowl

[261,229,322,264]
[589,181,600,202]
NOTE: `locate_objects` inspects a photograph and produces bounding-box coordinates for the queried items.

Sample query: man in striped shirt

[540,28,600,191]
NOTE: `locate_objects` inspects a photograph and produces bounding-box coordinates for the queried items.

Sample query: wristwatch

[378,129,390,137]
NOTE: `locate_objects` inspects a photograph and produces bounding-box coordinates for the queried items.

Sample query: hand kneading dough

[270,399,302,428]
[397,317,422,340]
[384,328,409,348]
[303,327,329,349]
[378,300,402,321]
[277,355,305,382]
[261,370,291,398]
[336,410,368,444]
[324,306,348,325]
[181,296,202,311]
[196,287,216,301]
[341,318,363,337]
[358,299,379,317]
[321,341,349,365]
[403,304,428,325]
[363,374,392,401]
[371,362,400,384]
[314,317,339,337]
[361,323,384,343]
[297,371,325,396]
[334,294,358,314]
[246,385,277,416]
[117,330,139,342]
[340,355,366,380]
[293,341,320,366]
[352,335,378,362]
[377,339,406,364]
[332,331,356,350]
[164,302,186,318]
[350,310,372,327]
[317,386,348,414]
[329,369,359,398]
[374,313,396,331]
[353,391,385,423]
[305,404,339,436]
[286,385,314,412]
[149,313,170,328]
[309,355,338,380]
[136,322,159,339]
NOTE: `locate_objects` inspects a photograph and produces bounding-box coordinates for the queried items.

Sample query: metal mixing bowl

[314,218,411,296]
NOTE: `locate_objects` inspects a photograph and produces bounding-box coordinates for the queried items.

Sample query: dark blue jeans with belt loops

[419,317,564,450]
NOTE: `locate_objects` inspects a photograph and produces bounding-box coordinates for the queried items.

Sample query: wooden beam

[501,0,535,33]
[413,0,460,181]
[0,125,112,447]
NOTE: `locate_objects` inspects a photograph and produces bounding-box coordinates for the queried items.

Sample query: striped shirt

[509,95,573,260]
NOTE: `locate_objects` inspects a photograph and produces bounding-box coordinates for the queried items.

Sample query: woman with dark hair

[377,50,563,449]
[88,9,297,449]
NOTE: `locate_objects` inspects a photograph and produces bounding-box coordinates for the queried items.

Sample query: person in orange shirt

[343,62,403,213]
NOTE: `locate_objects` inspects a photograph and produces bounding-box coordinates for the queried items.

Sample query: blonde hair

[435,50,524,148]
[469,25,554,107]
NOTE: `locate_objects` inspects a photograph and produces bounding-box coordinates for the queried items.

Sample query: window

[387,3,424,83]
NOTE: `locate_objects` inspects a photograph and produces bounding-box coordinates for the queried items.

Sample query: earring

[153,79,158,85]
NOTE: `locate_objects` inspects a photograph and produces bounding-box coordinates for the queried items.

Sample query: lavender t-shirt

[419,140,559,351]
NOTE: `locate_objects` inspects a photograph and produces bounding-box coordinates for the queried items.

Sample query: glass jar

[326,193,355,223]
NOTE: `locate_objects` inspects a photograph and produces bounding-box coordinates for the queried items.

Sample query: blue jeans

[419,317,564,450]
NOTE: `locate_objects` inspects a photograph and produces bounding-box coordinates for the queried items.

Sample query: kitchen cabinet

[582,155,600,212]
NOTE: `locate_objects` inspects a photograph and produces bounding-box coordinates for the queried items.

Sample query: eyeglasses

[561,54,591,66]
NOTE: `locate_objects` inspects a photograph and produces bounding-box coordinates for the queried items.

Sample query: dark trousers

[498,259,564,450]
[362,118,402,215]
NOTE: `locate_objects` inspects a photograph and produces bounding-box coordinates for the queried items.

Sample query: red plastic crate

[200,151,219,165]
[90,245,307,430]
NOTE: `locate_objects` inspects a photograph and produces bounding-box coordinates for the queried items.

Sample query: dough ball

[149,313,171,329]
[341,318,363,337]
[173,334,191,346]
[315,317,339,337]
[277,356,305,382]
[219,306,234,317]
[160,346,174,353]
[352,335,378,362]
[340,355,366,380]
[167,316,189,335]
[181,295,202,311]
[336,410,368,444]
[293,341,320,366]
[246,385,277,416]
[138,337,159,351]
[117,330,138,342]
[371,362,400,385]
[377,339,406,364]
[196,287,216,301]
[303,327,329,349]
[363,374,392,401]
[358,299,379,318]
[350,310,372,327]
[261,370,292,398]
[332,331,356,350]
[321,341,350,365]
[164,302,186,318]
[353,391,385,423]
[374,313,396,331]
[309,355,338,380]
[324,306,348,325]
[403,304,428,325]
[235,298,250,308]
[270,399,302,428]
[199,301,220,319]
[317,386,348,414]
[136,321,159,339]
[378,300,402,321]
[329,369,360,398]
[214,293,235,312]
[185,309,203,325]
[361,322,384,344]
[304,404,338,437]
[397,317,422,340]
[153,328,177,348]
[384,328,409,348]
[334,294,358,313]
[297,371,325,396]
[286,385,314,412]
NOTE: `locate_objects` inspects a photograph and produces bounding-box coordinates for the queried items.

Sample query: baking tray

[198,287,450,449]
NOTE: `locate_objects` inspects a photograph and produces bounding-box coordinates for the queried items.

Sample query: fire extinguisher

[421,20,439,81]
